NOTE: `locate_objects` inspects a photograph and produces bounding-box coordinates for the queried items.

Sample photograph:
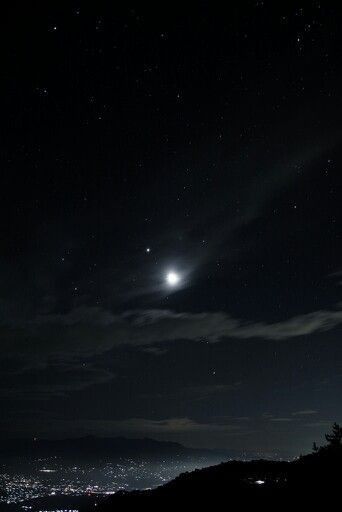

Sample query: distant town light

[255,479,265,485]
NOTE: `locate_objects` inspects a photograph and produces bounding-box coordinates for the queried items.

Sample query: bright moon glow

[166,271,180,286]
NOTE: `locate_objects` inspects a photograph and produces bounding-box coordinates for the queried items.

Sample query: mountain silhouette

[96,423,342,506]
[0,436,224,460]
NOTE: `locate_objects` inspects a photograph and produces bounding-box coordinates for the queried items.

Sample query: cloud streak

[0,364,114,400]
[1,304,342,367]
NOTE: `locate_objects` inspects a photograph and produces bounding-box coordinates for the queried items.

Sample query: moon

[166,271,180,286]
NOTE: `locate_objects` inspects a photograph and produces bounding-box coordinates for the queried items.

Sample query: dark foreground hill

[96,423,342,506]
[94,455,341,507]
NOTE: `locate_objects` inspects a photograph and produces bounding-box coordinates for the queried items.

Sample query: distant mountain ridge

[0,435,225,460]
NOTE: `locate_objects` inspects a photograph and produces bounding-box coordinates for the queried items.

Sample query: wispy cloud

[270,418,294,423]
[1,304,342,366]
[84,417,243,435]
[0,364,114,400]
[292,410,318,416]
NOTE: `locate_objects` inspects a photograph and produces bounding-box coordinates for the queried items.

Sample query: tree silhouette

[325,422,342,447]
[312,423,342,456]
[312,441,319,452]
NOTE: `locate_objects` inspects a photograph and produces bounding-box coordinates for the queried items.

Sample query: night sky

[1,2,342,456]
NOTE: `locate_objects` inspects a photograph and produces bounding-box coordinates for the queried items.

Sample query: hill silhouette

[0,435,223,460]
[96,423,342,506]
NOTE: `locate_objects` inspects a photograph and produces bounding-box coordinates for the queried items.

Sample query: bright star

[166,271,180,286]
